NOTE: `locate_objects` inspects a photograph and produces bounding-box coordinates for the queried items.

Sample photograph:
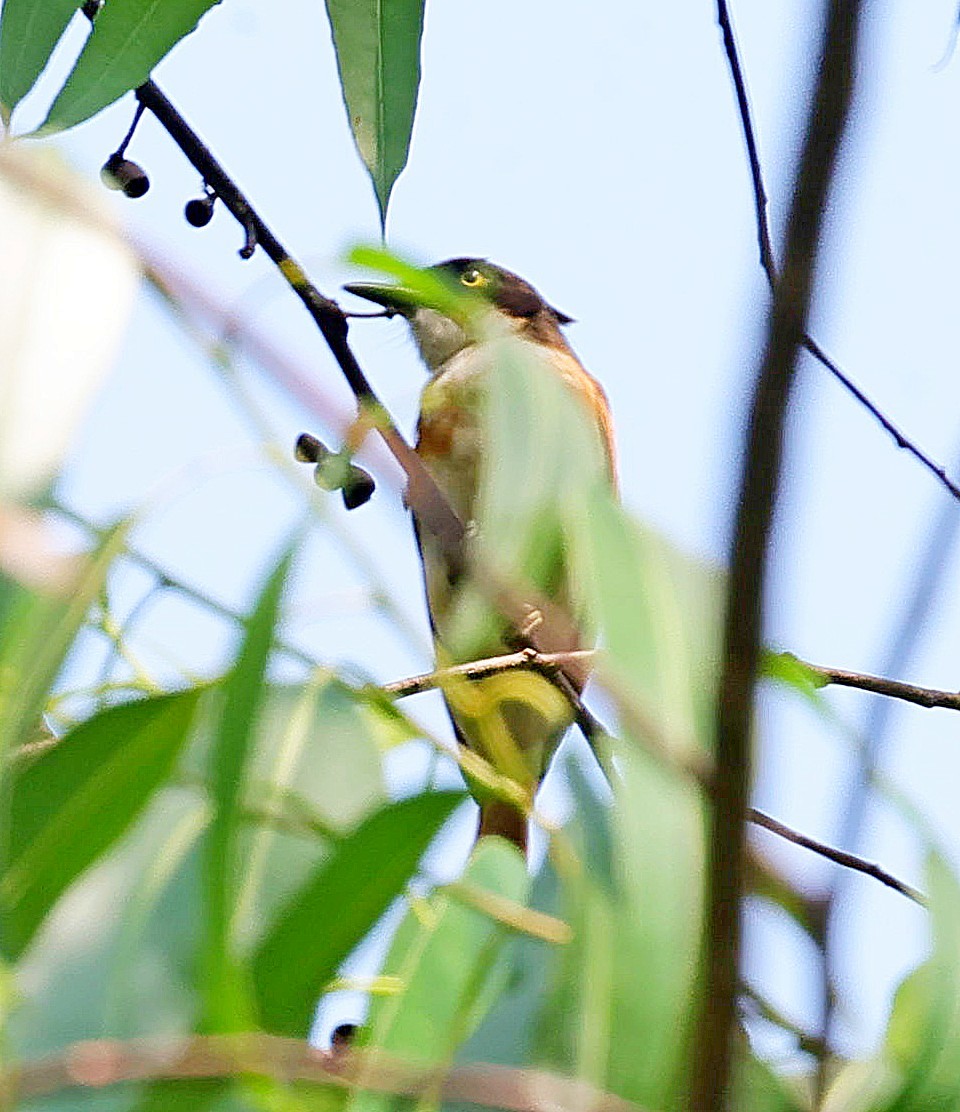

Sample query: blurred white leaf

[0,143,139,500]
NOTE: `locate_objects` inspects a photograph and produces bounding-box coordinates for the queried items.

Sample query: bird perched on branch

[345,259,616,853]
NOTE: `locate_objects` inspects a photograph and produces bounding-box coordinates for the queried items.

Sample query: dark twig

[384,649,598,699]
[717,0,960,506]
[694,4,864,1108]
[716,0,777,285]
[806,660,960,712]
[749,808,925,906]
[802,335,960,502]
[740,980,827,1057]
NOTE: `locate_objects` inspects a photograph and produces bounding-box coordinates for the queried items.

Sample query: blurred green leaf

[821,1058,900,1112]
[534,736,704,1109]
[747,849,823,945]
[325,0,424,231]
[0,0,78,123]
[253,789,464,1037]
[762,650,829,710]
[476,339,711,1107]
[201,547,293,1032]
[353,682,424,751]
[879,851,960,1110]
[451,859,563,1073]
[348,837,528,1112]
[733,1045,808,1112]
[346,245,470,319]
[230,677,387,952]
[0,518,129,760]
[41,0,223,133]
[0,687,202,962]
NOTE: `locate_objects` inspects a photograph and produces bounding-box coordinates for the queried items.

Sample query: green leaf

[0,518,129,760]
[879,851,960,1111]
[346,245,470,319]
[0,0,79,123]
[41,0,223,133]
[0,687,203,961]
[347,837,529,1112]
[252,789,464,1036]
[732,1045,808,1112]
[534,737,705,1110]
[201,547,293,1032]
[452,859,563,1072]
[229,677,387,950]
[324,0,425,231]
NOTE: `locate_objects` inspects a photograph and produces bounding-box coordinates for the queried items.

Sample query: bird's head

[344,258,573,372]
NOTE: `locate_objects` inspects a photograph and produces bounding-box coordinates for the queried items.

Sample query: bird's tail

[478,801,528,854]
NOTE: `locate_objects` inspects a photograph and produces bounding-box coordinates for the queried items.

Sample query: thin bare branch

[749,808,924,905]
[717,0,960,506]
[383,648,597,698]
[806,661,960,711]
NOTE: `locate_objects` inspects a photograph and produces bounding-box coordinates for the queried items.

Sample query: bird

[345,259,617,853]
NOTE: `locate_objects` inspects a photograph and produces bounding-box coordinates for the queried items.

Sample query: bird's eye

[460,267,485,287]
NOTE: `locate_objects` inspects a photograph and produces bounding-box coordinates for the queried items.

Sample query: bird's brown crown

[432,258,574,325]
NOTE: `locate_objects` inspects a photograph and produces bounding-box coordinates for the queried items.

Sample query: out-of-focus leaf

[733,1045,808,1112]
[762,649,827,692]
[253,790,464,1037]
[230,677,387,950]
[762,650,830,712]
[821,1058,900,1112]
[452,859,563,1072]
[354,682,423,751]
[324,0,424,230]
[346,245,471,319]
[878,851,960,1110]
[201,547,293,1032]
[747,847,822,943]
[470,322,711,1108]
[0,688,203,961]
[0,145,138,498]
[41,0,223,133]
[0,0,78,123]
[0,518,129,760]
[347,837,528,1112]
[533,735,704,1110]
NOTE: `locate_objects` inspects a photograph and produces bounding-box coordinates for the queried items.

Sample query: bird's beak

[342,281,419,315]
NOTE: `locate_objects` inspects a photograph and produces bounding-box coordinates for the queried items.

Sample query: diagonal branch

[695,3,865,1108]
[717,0,960,505]
[749,808,924,905]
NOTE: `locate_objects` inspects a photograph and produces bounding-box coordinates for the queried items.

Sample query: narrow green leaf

[0,518,129,759]
[348,837,528,1112]
[252,790,464,1036]
[532,739,704,1109]
[0,0,79,123]
[879,851,960,1111]
[452,861,563,1072]
[0,687,203,960]
[230,677,387,949]
[346,245,470,319]
[325,0,425,230]
[41,0,222,134]
[732,1046,808,1112]
[201,547,293,1031]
